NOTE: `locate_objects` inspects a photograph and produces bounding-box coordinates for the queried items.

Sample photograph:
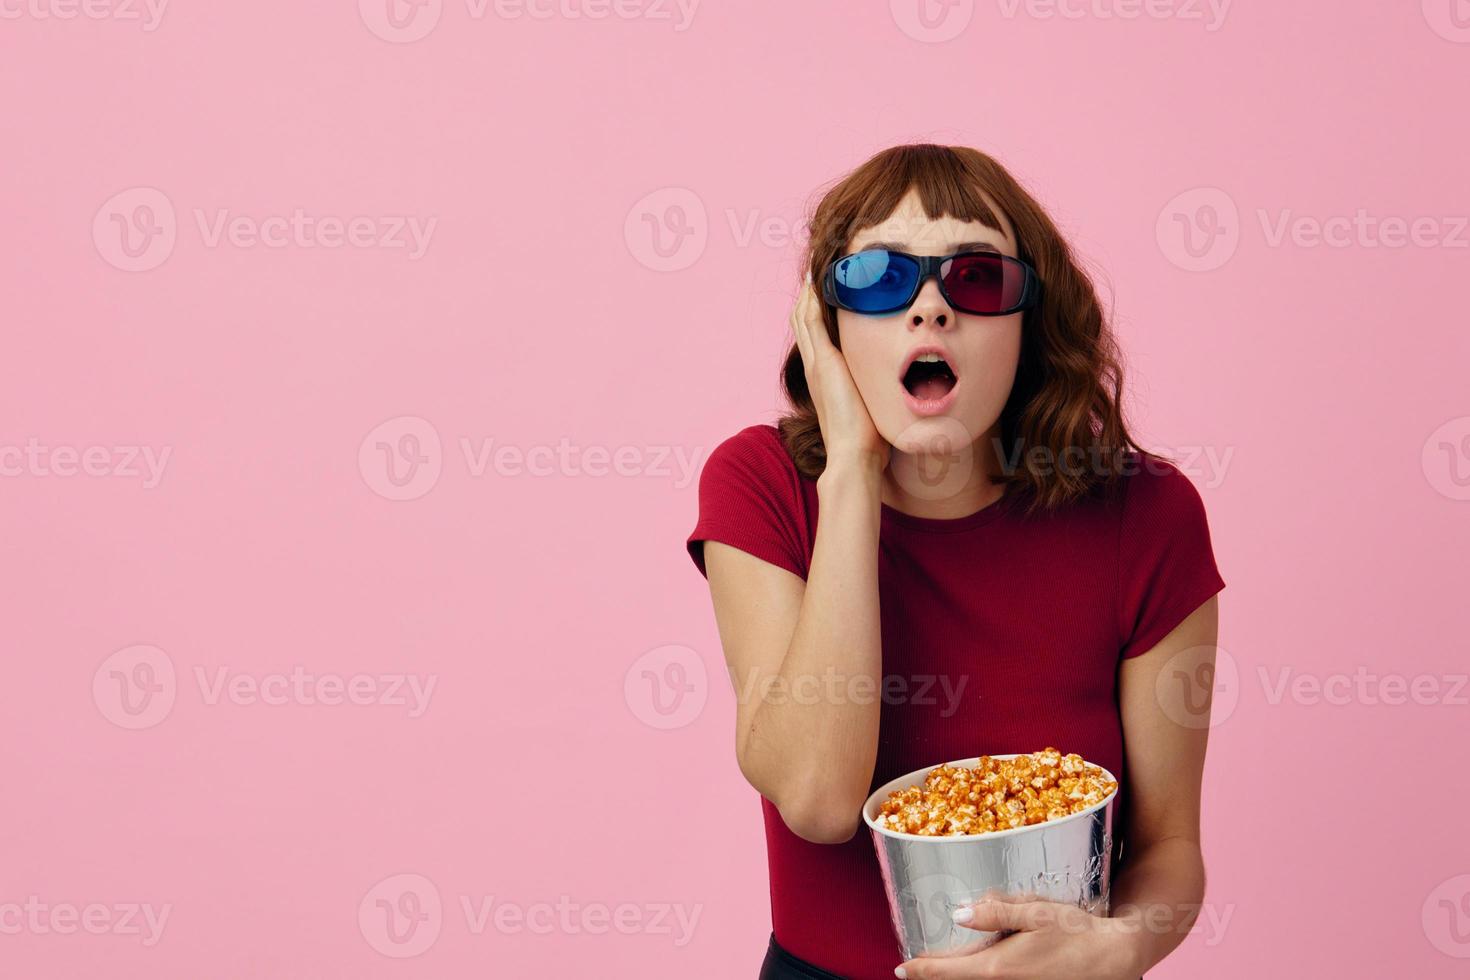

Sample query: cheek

[965,321,1023,392]
[835,313,898,398]
[955,321,1023,419]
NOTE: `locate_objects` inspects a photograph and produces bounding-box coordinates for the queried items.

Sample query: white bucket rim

[863,753,1119,844]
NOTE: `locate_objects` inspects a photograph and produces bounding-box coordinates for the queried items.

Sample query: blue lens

[831,250,919,313]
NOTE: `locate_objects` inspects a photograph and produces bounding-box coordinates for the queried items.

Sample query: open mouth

[902,352,958,402]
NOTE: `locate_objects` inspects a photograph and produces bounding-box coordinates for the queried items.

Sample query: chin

[884,413,981,457]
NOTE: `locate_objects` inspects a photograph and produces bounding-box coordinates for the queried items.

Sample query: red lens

[941,253,1027,314]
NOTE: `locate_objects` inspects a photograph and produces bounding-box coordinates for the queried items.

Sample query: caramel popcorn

[875,748,1116,836]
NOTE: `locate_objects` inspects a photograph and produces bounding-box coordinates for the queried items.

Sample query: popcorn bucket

[862,755,1117,959]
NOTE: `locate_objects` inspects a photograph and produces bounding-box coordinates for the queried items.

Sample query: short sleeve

[1116,454,1226,659]
[686,425,809,582]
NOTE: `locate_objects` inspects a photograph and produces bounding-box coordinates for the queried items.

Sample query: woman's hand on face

[895,897,1143,980]
[790,276,888,475]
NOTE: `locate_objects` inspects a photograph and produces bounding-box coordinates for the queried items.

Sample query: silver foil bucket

[863,755,1117,959]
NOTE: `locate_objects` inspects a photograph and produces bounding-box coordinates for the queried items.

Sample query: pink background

[4,1,1469,976]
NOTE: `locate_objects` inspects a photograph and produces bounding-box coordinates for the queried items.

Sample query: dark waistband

[757,933,848,980]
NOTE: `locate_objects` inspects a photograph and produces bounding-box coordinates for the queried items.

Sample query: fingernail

[893,968,907,979]
[952,907,974,924]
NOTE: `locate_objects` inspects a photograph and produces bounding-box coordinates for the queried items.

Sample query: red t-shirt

[686,423,1225,980]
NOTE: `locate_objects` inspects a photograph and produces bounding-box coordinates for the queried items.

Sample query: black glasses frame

[822,249,1041,317]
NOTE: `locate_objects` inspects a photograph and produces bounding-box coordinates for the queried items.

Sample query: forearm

[1107,835,1206,974]
[741,459,883,837]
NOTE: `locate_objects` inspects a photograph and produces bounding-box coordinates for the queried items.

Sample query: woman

[685,144,1225,979]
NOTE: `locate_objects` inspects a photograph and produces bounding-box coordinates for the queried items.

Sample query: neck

[880,425,1006,520]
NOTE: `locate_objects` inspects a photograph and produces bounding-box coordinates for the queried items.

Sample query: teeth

[914,353,944,363]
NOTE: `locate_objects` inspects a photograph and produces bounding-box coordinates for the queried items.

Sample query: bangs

[835,145,1008,251]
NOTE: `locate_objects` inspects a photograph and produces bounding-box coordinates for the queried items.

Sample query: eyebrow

[859,239,1003,253]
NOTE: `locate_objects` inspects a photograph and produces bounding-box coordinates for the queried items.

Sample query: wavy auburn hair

[778,143,1139,511]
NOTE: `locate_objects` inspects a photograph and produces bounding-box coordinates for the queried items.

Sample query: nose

[906,275,953,330]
